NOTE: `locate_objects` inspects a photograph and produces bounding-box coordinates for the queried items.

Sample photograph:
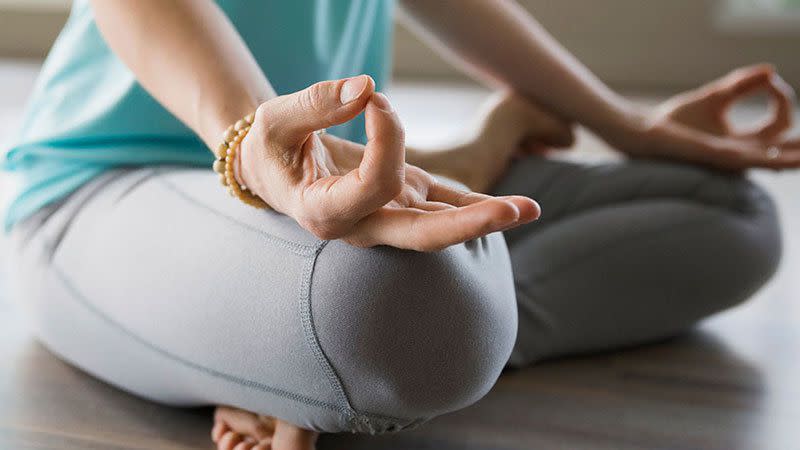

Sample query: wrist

[237,130,260,193]
[592,100,654,153]
[211,112,269,209]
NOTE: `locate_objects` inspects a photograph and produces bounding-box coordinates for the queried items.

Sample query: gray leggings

[7,156,781,434]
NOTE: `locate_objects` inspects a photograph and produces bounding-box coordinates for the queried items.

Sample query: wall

[1,1,799,91]
[394,0,800,90]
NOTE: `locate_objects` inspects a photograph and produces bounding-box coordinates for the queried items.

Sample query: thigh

[492,157,781,366]
[9,166,519,433]
[10,167,350,431]
[493,156,763,244]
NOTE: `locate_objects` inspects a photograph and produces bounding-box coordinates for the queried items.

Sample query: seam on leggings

[300,242,412,433]
[298,242,357,421]
[48,263,341,414]
[46,171,126,263]
[154,171,318,257]
[111,167,159,206]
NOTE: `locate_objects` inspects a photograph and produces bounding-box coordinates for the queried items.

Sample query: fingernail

[371,92,394,112]
[340,75,368,104]
[499,201,520,227]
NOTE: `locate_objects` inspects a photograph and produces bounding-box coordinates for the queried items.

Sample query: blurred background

[2,0,800,86]
[1,0,800,88]
[2,0,800,199]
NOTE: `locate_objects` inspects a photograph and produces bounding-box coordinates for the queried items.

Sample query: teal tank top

[2,0,394,231]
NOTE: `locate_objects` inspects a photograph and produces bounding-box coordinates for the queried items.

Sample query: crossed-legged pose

[4,1,798,449]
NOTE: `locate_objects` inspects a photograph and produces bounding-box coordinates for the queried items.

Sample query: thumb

[264,75,375,146]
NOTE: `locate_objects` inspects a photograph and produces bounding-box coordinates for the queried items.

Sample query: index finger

[744,74,796,141]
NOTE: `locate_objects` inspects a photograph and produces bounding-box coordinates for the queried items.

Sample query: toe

[212,421,230,443]
[218,431,244,450]
[217,407,274,441]
[233,440,256,450]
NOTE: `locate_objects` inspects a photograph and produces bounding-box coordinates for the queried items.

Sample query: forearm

[91,0,274,149]
[398,0,645,143]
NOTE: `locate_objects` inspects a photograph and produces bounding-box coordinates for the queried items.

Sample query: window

[718,0,800,33]
[0,0,70,11]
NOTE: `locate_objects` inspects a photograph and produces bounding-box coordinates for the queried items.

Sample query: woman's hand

[237,76,540,251]
[617,64,799,171]
[655,64,794,140]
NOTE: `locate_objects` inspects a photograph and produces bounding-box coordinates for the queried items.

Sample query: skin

[236,77,540,251]
[398,0,798,169]
[86,1,798,448]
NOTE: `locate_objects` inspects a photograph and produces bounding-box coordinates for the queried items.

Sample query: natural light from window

[719,0,800,33]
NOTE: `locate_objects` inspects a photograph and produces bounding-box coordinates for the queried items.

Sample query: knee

[309,233,517,431]
[649,162,782,283]
[714,176,781,284]
[685,174,782,310]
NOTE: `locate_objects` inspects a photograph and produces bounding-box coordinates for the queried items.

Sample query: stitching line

[47,241,412,428]
[299,242,357,422]
[49,264,341,413]
[154,170,318,257]
[40,166,421,430]
[300,242,414,431]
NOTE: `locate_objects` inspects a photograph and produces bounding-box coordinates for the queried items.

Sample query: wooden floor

[1,61,799,449]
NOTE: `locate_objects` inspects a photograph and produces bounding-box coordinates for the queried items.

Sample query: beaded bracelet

[212,113,269,209]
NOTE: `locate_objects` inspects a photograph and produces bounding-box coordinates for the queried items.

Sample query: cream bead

[210,111,268,209]
[216,143,228,158]
[223,127,237,142]
[212,159,225,174]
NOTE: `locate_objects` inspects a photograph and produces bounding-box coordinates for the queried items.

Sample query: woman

[4,1,796,449]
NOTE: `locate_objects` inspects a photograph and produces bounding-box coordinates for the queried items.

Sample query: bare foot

[212,406,318,450]
[406,92,575,193]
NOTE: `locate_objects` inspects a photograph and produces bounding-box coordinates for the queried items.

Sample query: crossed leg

[211,94,781,449]
[7,91,779,450]
[210,93,575,450]
[492,156,781,365]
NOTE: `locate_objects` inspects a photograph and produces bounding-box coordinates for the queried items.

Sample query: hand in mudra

[625,64,800,171]
[657,64,794,141]
[237,76,540,251]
